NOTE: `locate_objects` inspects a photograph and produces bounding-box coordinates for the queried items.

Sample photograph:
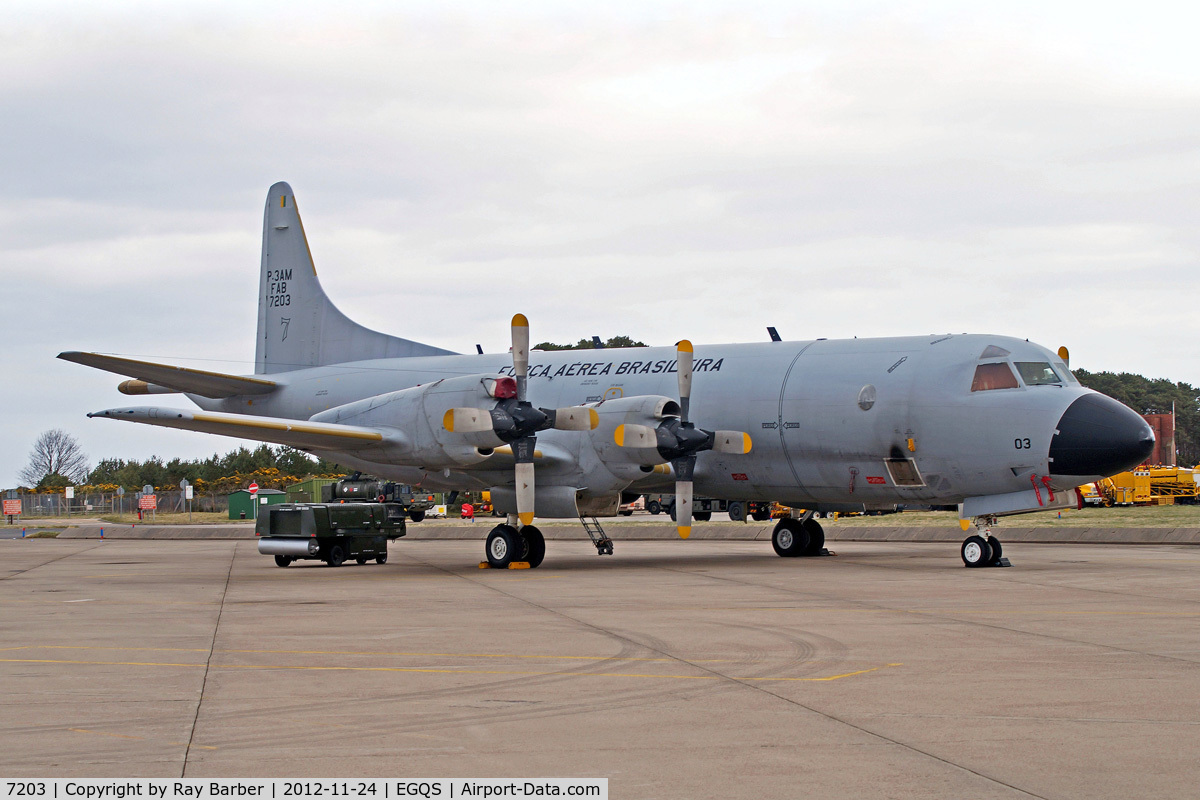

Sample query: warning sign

[138,495,157,510]
[3,499,20,516]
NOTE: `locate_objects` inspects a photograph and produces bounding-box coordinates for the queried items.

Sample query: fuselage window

[970,362,1020,392]
[1014,362,1062,386]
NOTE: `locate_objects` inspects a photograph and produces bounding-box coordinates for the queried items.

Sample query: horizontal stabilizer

[88,407,394,452]
[59,352,277,398]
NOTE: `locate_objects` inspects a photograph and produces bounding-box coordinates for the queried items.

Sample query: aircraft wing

[87,407,394,452]
[59,352,277,398]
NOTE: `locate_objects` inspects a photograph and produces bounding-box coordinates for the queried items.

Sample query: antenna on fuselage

[767,327,781,342]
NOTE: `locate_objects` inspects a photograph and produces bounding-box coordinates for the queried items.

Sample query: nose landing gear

[962,516,1010,568]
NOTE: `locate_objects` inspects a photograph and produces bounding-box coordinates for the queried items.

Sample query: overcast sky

[3,0,1199,487]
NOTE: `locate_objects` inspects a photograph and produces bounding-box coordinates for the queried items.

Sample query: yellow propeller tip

[614,424,625,446]
[677,526,691,539]
[518,512,534,526]
[442,409,455,432]
[512,313,529,328]
[676,339,694,353]
[959,519,972,531]
[588,408,599,430]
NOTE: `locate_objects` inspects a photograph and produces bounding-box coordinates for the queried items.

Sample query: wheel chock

[478,561,531,569]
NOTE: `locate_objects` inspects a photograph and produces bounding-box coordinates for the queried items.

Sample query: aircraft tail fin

[255,182,455,374]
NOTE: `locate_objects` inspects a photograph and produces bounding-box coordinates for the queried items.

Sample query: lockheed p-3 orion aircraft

[61,182,1155,569]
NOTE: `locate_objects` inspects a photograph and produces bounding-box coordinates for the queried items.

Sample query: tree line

[1073,369,1200,465]
[19,439,343,494]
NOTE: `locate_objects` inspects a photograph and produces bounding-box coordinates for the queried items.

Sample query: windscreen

[1014,362,1062,386]
[971,362,1020,392]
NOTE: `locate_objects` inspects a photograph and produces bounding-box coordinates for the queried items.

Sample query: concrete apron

[51,522,1200,545]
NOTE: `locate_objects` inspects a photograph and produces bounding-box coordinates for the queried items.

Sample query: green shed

[228,488,288,520]
[287,478,339,504]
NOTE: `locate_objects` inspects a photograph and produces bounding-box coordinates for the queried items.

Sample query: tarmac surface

[2,537,1199,799]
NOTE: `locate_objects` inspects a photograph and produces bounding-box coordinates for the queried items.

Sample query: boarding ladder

[580,516,614,555]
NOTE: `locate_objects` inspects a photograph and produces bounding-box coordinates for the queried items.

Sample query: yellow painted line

[0,657,899,683]
[22,644,732,664]
[70,728,142,740]
[3,658,205,668]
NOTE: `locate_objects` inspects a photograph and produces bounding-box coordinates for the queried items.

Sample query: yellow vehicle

[1081,466,1198,506]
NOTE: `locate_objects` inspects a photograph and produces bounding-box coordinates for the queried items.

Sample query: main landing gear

[485,523,546,569]
[771,516,827,558]
[961,516,1010,568]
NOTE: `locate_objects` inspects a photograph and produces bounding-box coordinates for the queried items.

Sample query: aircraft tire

[486,525,521,568]
[727,501,745,522]
[986,536,1003,565]
[327,544,346,567]
[802,519,825,556]
[961,535,992,568]
[521,525,546,568]
[274,555,292,568]
[647,501,661,515]
[772,519,810,557]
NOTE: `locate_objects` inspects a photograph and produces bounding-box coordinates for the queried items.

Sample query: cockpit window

[1014,362,1062,386]
[971,362,1020,392]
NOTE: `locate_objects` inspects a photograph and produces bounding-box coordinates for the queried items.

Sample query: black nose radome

[1049,394,1155,477]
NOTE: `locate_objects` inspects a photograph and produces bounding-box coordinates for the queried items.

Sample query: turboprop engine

[309,374,509,468]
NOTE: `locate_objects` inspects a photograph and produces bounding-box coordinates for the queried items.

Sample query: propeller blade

[547,406,599,432]
[676,340,693,423]
[711,430,753,455]
[1057,345,1070,368]
[614,423,658,448]
[512,313,530,402]
[674,455,696,538]
[443,408,494,433]
[675,480,693,539]
[515,460,535,527]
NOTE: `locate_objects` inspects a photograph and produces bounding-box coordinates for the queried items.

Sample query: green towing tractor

[258,476,410,567]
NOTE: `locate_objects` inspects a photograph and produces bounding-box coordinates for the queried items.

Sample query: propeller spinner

[614,339,751,538]
[444,314,598,527]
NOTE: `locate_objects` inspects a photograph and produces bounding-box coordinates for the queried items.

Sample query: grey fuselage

[191,332,1092,508]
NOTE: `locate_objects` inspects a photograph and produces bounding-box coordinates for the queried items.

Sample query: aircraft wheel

[802,519,825,556]
[727,501,745,522]
[521,525,546,568]
[694,511,712,522]
[772,519,810,557]
[486,525,521,568]
[961,535,992,568]
[327,544,346,567]
[986,536,1003,565]
[408,509,426,522]
[274,555,292,568]
[356,557,368,565]
[647,501,661,515]
[375,553,387,565]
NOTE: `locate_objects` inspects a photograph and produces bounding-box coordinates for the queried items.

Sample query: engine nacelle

[588,395,679,468]
[310,375,504,468]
